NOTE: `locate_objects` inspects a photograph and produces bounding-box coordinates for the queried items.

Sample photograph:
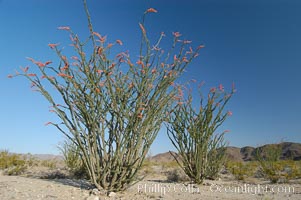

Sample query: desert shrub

[226,161,258,181]
[141,166,153,176]
[166,169,190,182]
[0,150,27,175]
[58,140,87,178]
[0,150,10,169]
[10,0,203,192]
[167,84,235,184]
[5,164,27,176]
[141,160,156,176]
[161,160,179,169]
[254,159,300,183]
[279,160,300,182]
[41,159,57,169]
[253,144,301,183]
[206,145,227,180]
[255,144,282,183]
[41,170,67,179]
[25,153,39,167]
[295,161,301,178]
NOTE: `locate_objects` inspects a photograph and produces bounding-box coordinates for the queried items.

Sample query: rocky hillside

[149,151,178,163]
[225,142,301,161]
[151,142,301,162]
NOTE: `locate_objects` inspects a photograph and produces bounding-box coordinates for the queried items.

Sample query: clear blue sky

[1,0,300,155]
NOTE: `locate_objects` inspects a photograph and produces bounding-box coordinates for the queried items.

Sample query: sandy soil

[0,172,300,200]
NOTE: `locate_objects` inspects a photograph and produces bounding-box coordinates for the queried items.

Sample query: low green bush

[255,144,282,183]
[0,150,27,175]
[278,160,300,182]
[166,168,190,182]
[226,161,258,181]
[25,153,39,167]
[40,159,57,169]
[58,140,87,178]
[255,144,301,183]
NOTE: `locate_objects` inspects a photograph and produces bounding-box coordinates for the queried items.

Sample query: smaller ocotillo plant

[255,143,282,183]
[58,140,87,178]
[255,143,301,183]
[206,144,227,180]
[166,83,235,184]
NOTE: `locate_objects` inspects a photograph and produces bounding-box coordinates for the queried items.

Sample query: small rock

[85,195,100,200]
[108,192,116,197]
[46,184,54,188]
[92,188,100,195]
[203,182,211,186]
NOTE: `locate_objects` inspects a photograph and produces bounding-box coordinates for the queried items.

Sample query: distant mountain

[0,152,63,161]
[149,151,178,163]
[224,146,257,162]
[224,142,301,161]
[151,142,301,162]
[31,154,63,161]
[226,142,301,161]
[279,142,301,160]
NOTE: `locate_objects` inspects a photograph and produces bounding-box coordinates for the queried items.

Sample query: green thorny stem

[166,84,235,184]
[9,1,204,192]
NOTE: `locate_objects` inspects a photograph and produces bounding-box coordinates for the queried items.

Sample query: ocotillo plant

[166,84,235,184]
[255,143,282,183]
[9,1,203,192]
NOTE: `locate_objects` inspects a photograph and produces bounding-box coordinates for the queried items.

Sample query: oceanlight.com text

[210,183,295,195]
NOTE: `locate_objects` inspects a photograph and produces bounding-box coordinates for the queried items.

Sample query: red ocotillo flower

[146,8,158,13]
[173,32,182,38]
[197,45,205,50]
[57,73,73,79]
[71,56,79,60]
[116,40,123,45]
[36,62,45,67]
[137,113,143,119]
[57,26,70,31]
[92,32,101,39]
[20,66,29,73]
[44,122,53,126]
[48,43,59,49]
[219,84,224,92]
[45,61,52,66]
[177,101,184,106]
[227,111,233,116]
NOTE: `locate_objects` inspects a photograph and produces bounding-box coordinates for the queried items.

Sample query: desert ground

[1,166,300,200]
